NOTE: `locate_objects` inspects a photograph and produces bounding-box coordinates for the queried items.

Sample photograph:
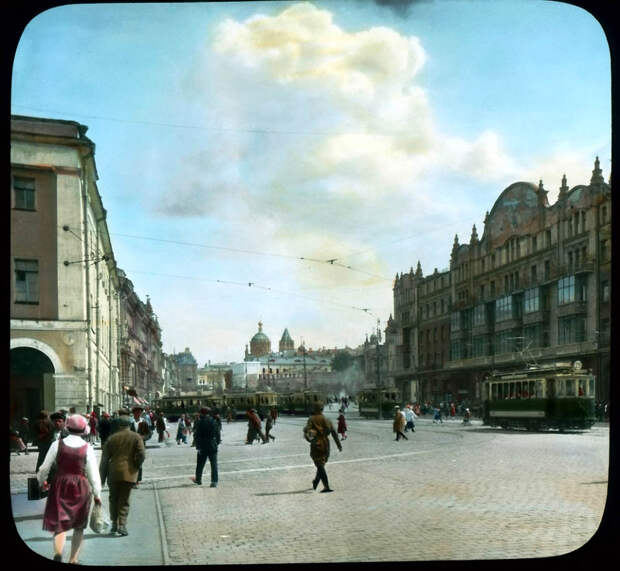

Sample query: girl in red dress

[38,414,102,563]
[337,410,347,440]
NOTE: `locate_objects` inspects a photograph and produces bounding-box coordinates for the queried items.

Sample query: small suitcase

[27,477,48,500]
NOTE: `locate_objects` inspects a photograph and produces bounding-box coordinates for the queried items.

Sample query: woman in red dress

[37,414,102,563]
[337,411,347,440]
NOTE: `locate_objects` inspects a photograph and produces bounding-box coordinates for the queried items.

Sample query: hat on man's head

[66,414,88,434]
[312,401,324,414]
[50,412,65,421]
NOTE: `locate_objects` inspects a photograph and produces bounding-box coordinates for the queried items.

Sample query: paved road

[10,411,610,564]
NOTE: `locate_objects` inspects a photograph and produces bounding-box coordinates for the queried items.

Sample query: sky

[11,1,611,365]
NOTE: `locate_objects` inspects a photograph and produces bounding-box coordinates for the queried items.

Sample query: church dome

[250,322,271,357]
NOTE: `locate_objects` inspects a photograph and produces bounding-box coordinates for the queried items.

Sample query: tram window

[492,384,498,400]
[557,379,564,397]
[515,382,522,398]
[566,379,575,397]
[588,379,594,396]
[546,379,555,398]
[528,381,535,398]
[509,382,515,398]
[578,380,585,397]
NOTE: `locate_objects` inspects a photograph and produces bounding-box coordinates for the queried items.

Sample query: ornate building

[118,274,163,406]
[387,158,611,406]
[173,347,198,391]
[245,322,271,358]
[279,328,295,352]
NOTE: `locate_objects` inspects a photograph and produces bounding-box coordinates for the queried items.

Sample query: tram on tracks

[357,388,402,419]
[279,390,327,415]
[481,361,596,430]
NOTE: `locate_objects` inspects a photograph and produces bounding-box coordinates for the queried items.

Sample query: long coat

[393,411,406,433]
[99,426,145,484]
[304,413,341,466]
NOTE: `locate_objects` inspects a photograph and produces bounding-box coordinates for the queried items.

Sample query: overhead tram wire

[111,232,394,281]
[123,269,380,318]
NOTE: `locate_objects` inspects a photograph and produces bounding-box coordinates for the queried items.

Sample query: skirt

[43,474,92,533]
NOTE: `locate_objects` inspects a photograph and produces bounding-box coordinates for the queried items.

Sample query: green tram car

[481,361,596,430]
[224,391,279,419]
[279,390,327,415]
[154,394,223,422]
[357,388,402,419]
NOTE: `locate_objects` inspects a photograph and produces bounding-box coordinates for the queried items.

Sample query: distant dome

[250,322,271,357]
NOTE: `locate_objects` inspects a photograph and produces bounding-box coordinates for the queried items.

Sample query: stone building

[173,347,199,391]
[387,159,611,406]
[279,328,295,352]
[10,115,122,419]
[118,273,163,406]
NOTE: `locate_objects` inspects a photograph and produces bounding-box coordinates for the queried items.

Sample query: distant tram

[279,390,327,415]
[481,361,596,431]
[357,388,402,419]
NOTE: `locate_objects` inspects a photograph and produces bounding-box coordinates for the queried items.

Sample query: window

[495,296,513,322]
[472,335,487,357]
[546,229,552,247]
[495,331,514,354]
[524,288,540,313]
[558,316,586,344]
[490,280,496,297]
[450,340,463,360]
[544,260,550,280]
[531,265,537,283]
[523,324,541,348]
[451,312,460,331]
[581,211,586,232]
[532,236,537,252]
[601,281,609,302]
[558,276,575,305]
[14,259,39,303]
[13,177,36,210]
[473,304,486,327]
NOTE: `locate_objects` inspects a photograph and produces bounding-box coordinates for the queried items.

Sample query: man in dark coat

[98,413,112,448]
[304,401,342,493]
[191,407,221,487]
[99,415,145,536]
[245,409,266,444]
[33,410,56,471]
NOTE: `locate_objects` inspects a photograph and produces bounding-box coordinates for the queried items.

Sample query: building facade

[387,159,611,407]
[118,273,163,406]
[10,115,122,419]
[172,347,199,391]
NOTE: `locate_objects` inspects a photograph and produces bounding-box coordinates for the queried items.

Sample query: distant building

[387,159,611,405]
[172,347,198,391]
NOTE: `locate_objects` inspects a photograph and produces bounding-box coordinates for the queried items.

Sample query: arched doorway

[10,347,55,423]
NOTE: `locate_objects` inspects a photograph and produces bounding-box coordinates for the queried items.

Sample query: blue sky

[12,1,611,363]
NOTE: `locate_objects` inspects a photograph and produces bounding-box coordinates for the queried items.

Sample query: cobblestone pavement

[10,411,610,564]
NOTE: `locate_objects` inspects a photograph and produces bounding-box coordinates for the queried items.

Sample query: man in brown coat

[99,415,145,536]
[303,401,342,493]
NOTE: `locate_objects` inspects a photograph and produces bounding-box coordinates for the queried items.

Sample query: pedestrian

[37,414,102,563]
[270,406,278,425]
[265,414,276,442]
[337,410,347,440]
[245,409,267,444]
[33,410,56,472]
[393,406,408,441]
[155,412,167,443]
[50,411,69,441]
[98,412,112,448]
[404,404,417,432]
[9,425,28,455]
[463,408,472,425]
[130,406,150,487]
[176,415,187,445]
[450,403,456,418]
[433,406,443,424]
[99,412,145,536]
[191,407,221,487]
[19,417,31,451]
[88,410,99,443]
[304,401,342,492]
[110,408,132,434]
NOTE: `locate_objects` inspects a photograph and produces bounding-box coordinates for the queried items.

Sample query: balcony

[556,301,588,317]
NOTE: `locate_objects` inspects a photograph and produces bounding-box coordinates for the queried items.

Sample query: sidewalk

[10,448,166,566]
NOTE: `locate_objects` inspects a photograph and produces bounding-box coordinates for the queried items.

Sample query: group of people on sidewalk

[33,405,154,563]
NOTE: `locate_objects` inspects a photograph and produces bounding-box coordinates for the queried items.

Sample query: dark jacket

[194,414,221,452]
[98,418,112,442]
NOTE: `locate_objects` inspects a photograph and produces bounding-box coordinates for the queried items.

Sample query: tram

[481,361,596,430]
[154,393,223,422]
[357,388,402,419]
[279,390,327,415]
[223,391,279,419]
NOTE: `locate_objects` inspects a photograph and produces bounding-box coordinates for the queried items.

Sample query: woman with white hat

[37,413,102,563]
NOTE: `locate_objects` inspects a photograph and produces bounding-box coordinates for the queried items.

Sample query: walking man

[191,408,221,487]
[246,409,266,444]
[99,413,145,536]
[155,412,167,443]
[404,404,417,432]
[393,406,408,441]
[265,414,276,442]
[304,401,342,493]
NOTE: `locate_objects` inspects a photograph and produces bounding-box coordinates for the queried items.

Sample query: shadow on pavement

[254,489,313,496]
